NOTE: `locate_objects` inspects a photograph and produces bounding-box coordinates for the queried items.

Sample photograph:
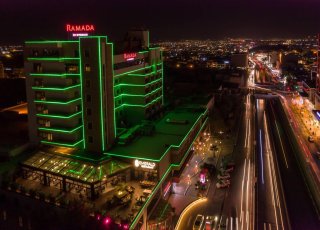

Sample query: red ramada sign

[123,53,137,60]
[66,24,95,32]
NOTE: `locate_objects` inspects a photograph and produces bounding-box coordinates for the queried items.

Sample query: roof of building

[22,151,131,184]
[106,106,207,162]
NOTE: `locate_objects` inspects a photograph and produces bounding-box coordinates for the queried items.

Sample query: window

[74,50,79,57]
[66,64,78,73]
[86,108,91,116]
[33,63,42,72]
[88,136,93,143]
[86,95,91,102]
[86,80,91,87]
[88,122,92,129]
[85,64,91,72]
[47,133,53,141]
[34,78,43,87]
[85,50,90,58]
[75,105,80,112]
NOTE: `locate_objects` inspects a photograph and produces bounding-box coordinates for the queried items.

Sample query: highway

[267,98,320,229]
[217,93,255,230]
[255,95,289,230]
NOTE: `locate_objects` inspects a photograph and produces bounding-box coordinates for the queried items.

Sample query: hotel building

[23,28,209,229]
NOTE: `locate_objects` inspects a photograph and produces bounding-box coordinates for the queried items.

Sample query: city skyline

[1,0,320,44]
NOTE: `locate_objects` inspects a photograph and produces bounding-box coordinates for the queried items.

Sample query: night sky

[1,0,319,44]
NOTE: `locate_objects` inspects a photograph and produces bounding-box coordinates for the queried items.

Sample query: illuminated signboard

[124,53,137,61]
[66,24,95,32]
[72,33,89,37]
[134,159,156,169]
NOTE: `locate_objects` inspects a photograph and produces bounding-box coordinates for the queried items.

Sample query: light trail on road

[259,129,265,184]
[264,111,285,230]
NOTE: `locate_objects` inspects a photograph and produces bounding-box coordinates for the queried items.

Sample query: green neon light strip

[79,38,86,149]
[85,168,95,181]
[99,166,103,180]
[36,111,81,119]
[30,73,79,77]
[114,66,152,77]
[41,139,83,148]
[98,37,106,151]
[34,98,81,105]
[28,57,80,61]
[107,42,117,137]
[130,116,209,229]
[128,72,155,77]
[161,60,164,105]
[114,95,162,110]
[114,87,162,99]
[114,78,161,88]
[39,125,83,133]
[67,165,86,175]
[138,50,149,54]
[25,40,79,44]
[32,84,80,91]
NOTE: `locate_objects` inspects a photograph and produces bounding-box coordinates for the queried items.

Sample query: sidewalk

[169,106,238,228]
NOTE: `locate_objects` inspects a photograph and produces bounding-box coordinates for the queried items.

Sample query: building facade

[25,30,162,155]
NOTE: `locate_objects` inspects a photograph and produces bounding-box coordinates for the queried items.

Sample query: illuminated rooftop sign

[66,24,95,32]
[134,159,156,169]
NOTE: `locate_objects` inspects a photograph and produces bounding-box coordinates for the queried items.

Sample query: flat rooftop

[106,106,207,161]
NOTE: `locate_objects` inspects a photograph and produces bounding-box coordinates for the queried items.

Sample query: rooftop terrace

[106,106,207,161]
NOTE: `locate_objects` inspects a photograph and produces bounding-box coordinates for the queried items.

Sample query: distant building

[0,61,5,78]
[207,60,230,69]
[316,34,320,109]
[268,51,281,69]
[231,53,248,68]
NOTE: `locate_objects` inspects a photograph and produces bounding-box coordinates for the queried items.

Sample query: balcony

[38,125,83,134]
[27,57,80,62]
[40,139,83,148]
[29,73,80,78]
[34,97,81,105]
[36,111,82,119]
[32,84,81,91]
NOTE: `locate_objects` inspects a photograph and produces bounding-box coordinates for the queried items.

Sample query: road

[175,93,248,230]
[267,98,320,229]
[254,95,289,230]
[218,93,255,230]
[279,94,320,182]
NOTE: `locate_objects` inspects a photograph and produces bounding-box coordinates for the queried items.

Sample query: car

[205,216,214,230]
[217,174,230,180]
[316,151,320,159]
[308,136,314,143]
[193,214,205,230]
[216,180,230,189]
